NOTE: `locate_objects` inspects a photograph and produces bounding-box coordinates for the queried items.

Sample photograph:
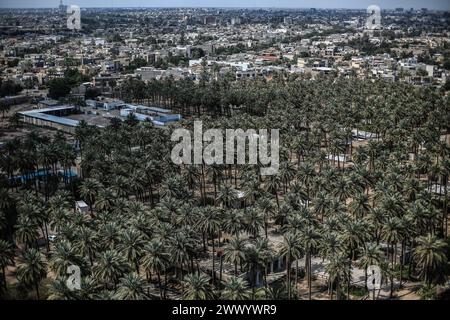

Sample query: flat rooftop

[19,105,80,127]
[22,112,80,127]
[20,105,76,115]
[125,104,171,114]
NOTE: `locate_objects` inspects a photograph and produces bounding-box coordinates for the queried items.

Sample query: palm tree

[312,191,331,222]
[14,215,39,249]
[265,174,282,208]
[216,185,238,209]
[199,206,222,282]
[244,208,264,238]
[279,162,296,192]
[74,276,101,300]
[75,120,98,165]
[99,222,120,250]
[114,273,149,300]
[358,243,383,298]
[279,232,303,299]
[332,176,353,202]
[94,188,116,213]
[298,163,316,201]
[254,238,274,290]
[224,237,247,276]
[49,240,85,278]
[80,178,102,216]
[223,209,244,237]
[74,226,98,266]
[319,232,341,260]
[256,196,275,238]
[221,277,251,300]
[0,240,14,292]
[381,216,402,298]
[16,248,47,299]
[413,234,448,288]
[168,231,192,282]
[141,240,169,299]
[183,164,201,192]
[118,228,146,274]
[244,244,264,297]
[93,250,130,290]
[325,253,350,300]
[182,273,213,300]
[349,192,371,218]
[300,225,321,300]
[47,278,77,300]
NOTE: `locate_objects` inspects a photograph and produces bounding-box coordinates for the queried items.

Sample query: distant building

[59,0,67,14]
[19,105,80,134]
[231,17,241,25]
[283,17,293,25]
[38,99,60,108]
[203,16,217,25]
[86,98,125,110]
[120,104,182,126]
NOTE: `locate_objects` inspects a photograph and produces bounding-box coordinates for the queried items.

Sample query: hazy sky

[0,0,449,10]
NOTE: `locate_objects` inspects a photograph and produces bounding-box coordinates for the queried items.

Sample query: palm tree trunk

[2,266,7,292]
[275,192,280,209]
[308,253,312,300]
[211,236,215,283]
[400,240,404,287]
[35,281,40,300]
[390,244,394,298]
[329,281,333,300]
[364,268,368,293]
[135,260,140,275]
[264,221,268,239]
[149,184,154,207]
[219,255,223,283]
[202,233,206,253]
[287,257,291,300]
[347,273,351,300]
[264,266,268,290]
[157,271,163,299]
[201,165,206,205]
[336,278,340,300]
[164,273,167,299]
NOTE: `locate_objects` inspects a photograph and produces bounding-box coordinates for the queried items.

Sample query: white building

[75,201,89,213]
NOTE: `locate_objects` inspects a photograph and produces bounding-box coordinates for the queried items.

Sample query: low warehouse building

[19,105,80,134]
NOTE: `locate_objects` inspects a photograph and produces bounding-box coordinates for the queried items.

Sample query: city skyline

[0,0,449,10]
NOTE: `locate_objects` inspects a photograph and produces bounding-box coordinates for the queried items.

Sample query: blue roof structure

[25,112,80,127]
[146,106,171,114]
[125,104,171,114]
[10,169,78,183]
[19,105,80,127]
[157,114,182,123]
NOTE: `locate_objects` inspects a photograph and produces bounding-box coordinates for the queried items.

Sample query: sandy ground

[294,256,422,300]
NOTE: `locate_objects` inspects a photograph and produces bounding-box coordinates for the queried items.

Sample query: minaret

[59,0,66,14]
